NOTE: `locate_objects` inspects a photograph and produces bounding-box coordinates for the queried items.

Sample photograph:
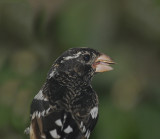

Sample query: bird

[24,47,114,139]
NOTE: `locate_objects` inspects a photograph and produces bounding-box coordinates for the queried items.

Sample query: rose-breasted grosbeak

[25,47,114,139]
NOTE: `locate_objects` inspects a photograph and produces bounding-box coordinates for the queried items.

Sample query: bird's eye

[83,54,90,62]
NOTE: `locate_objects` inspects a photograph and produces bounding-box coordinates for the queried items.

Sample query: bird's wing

[69,92,99,139]
[58,107,98,139]
[28,85,98,139]
[28,90,82,139]
[30,117,45,139]
[42,109,86,139]
[29,88,51,139]
[29,97,96,139]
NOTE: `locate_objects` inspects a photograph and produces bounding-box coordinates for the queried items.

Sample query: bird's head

[48,48,114,86]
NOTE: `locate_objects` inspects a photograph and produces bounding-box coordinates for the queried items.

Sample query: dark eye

[83,54,90,62]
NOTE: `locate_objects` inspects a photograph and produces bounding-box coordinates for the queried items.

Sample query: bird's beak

[93,53,115,72]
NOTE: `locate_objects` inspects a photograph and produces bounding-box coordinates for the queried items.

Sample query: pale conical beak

[93,53,115,72]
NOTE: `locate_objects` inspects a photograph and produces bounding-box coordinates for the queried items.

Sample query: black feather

[26,48,102,139]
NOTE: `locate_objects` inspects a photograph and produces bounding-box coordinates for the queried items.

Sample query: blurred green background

[0,0,160,139]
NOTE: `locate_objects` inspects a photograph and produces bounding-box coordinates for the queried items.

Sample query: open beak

[93,53,115,72]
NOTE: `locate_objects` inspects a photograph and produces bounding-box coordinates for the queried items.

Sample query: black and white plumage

[25,47,114,139]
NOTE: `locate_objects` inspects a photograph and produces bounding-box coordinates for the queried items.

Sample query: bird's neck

[45,76,93,105]
[52,71,93,88]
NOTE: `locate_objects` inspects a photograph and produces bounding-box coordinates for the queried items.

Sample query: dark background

[0,0,160,139]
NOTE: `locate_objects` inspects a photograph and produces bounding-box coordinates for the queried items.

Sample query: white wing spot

[85,130,90,139]
[31,112,36,119]
[49,70,55,78]
[55,119,62,127]
[41,134,46,139]
[44,98,48,101]
[34,90,48,101]
[41,110,46,117]
[64,114,67,120]
[38,112,41,118]
[35,111,38,117]
[63,114,67,124]
[64,125,73,134]
[46,108,50,114]
[50,129,60,138]
[24,127,30,135]
[80,121,83,128]
[90,107,98,119]
[82,126,86,132]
